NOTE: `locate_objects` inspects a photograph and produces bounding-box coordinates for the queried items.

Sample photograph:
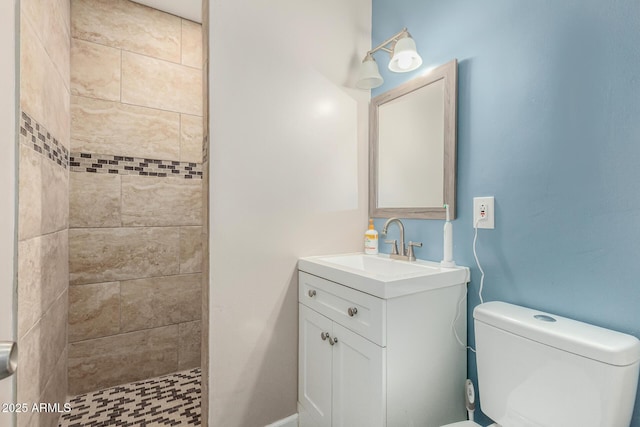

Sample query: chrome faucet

[382,217,405,257]
[381,217,422,261]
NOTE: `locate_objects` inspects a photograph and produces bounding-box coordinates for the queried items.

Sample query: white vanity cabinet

[297,265,468,427]
[299,304,385,427]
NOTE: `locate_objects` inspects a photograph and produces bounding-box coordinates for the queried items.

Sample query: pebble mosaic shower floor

[58,368,201,426]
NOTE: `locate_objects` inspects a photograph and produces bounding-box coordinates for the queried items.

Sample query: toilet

[443,301,640,427]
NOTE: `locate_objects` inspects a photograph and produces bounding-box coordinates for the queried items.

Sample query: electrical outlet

[473,197,495,229]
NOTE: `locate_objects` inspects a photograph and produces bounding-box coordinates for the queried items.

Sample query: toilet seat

[440,421,481,427]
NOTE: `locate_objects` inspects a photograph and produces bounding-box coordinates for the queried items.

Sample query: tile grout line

[73,91,204,117]
[71,37,183,67]
[69,320,202,346]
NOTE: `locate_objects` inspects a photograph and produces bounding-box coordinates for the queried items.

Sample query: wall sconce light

[356,28,423,90]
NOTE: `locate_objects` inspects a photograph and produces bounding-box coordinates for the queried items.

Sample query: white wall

[0,0,16,425]
[209,0,371,425]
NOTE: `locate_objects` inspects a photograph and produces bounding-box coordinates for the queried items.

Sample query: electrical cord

[452,282,475,353]
[452,216,487,353]
[473,216,486,304]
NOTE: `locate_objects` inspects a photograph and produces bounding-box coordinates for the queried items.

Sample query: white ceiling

[130,0,202,23]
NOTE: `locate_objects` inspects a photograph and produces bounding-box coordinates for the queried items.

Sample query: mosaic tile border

[70,152,204,180]
[58,368,201,427]
[19,111,69,169]
[19,111,203,179]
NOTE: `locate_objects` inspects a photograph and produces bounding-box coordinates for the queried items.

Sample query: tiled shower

[17,0,205,425]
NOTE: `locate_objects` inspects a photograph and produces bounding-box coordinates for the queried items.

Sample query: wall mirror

[369,59,457,219]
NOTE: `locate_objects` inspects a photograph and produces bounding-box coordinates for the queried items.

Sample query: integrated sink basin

[298,253,469,299]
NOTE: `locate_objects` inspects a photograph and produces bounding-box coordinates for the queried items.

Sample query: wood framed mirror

[369,59,458,219]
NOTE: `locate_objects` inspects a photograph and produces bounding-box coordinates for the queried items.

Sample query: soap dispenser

[364,219,379,255]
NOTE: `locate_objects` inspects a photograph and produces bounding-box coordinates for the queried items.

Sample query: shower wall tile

[120,273,202,333]
[58,0,71,29]
[18,144,44,240]
[181,19,203,69]
[18,143,69,241]
[71,0,181,63]
[34,345,68,427]
[178,320,202,370]
[17,346,68,427]
[69,227,180,285]
[17,290,68,420]
[71,95,181,160]
[70,172,121,228]
[35,144,69,234]
[19,0,70,419]
[121,51,203,116]
[20,15,47,121]
[180,114,204,163]
[68,325,179,395]
[67,0,204,393]
[68,282,120,343]
[180,226,203,274]
[71,38,121,101]
[121,176,202,226]
[21,0,71,90]
[20,19,71,150]
[17,230,69,339]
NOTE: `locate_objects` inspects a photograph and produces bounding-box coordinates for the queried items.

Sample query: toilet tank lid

[474,301,640,366]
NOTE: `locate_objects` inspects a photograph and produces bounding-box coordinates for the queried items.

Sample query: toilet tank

[474,302,640,427]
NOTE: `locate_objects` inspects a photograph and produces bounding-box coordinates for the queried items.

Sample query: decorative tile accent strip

[58,368,201,427]
[70,152,204,180]
[19,111,69,169]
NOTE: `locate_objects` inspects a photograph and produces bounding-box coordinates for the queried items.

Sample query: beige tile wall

[68,0,204,395]
[121,51,203,115]
[71,0,181,63]
[68,326,180,393]
[70,95,181,160]
[18,0,71,425]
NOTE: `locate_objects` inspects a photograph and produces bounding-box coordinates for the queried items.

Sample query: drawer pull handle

[329,336,338,346]
[347,307,358,317]
[308,290,317,298]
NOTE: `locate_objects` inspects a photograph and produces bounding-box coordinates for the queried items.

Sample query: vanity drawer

[299,271,386,346]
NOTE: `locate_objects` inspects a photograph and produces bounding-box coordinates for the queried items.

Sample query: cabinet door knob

[347,307,358,317]
[308,289,316,297]
[321,332,329,341]
[329,336,338,346]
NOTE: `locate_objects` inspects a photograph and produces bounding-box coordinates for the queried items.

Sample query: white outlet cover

[473,196,495,229]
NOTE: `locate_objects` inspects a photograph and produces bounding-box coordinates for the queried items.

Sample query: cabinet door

[299,305,334,427]
[331,323,386,427]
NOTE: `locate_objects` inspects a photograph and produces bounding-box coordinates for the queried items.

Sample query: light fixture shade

[356,55,384,89]
[388,36,422,73]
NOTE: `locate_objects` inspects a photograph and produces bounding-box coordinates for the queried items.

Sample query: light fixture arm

[366,28,410,58]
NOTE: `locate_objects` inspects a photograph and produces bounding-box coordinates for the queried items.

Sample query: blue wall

[372,1,640,425]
